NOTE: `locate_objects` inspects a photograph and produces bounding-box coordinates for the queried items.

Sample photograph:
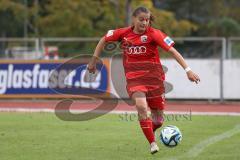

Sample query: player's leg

[147,96,165,132]
[151,109,164,132]
[132,91,148,120]
[132,91,159,154]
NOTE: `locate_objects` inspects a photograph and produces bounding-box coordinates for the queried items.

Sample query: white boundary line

[163,124,240,160]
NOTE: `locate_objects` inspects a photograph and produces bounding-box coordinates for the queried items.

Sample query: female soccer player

[88,6,200,154]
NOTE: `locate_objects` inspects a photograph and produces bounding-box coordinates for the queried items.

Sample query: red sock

[139,118,155,144]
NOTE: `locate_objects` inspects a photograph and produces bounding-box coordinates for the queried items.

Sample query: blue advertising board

[0,60,110,98]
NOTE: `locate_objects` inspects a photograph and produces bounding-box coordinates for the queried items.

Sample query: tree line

[0,0,239,38]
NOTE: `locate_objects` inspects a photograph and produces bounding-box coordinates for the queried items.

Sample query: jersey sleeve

[104,28,125,42]
[152,30,175,51]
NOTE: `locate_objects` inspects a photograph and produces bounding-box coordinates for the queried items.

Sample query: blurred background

[1,2,240,159]
[0,0,239,101]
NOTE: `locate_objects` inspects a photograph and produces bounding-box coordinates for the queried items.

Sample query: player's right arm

[88,29,125,73]
[88,37,106,73]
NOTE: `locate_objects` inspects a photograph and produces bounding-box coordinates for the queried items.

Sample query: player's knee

[138,112,148,120]
[136,103,148,119]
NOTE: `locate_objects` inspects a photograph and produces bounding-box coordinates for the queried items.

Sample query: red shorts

[124,62,166,110]
[127,85,165,110]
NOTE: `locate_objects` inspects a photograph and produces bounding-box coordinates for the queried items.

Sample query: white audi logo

[125,46,147,54]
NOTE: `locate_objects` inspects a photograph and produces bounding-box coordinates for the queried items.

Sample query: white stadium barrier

[110,59,240,100]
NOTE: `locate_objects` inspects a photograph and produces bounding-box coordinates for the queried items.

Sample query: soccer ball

[160,125,182,147]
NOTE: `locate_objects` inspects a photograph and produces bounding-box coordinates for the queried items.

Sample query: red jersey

[104,26,175,99]
[104,26,174,65]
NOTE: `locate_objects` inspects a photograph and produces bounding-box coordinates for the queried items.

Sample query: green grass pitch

[0,112,240,160]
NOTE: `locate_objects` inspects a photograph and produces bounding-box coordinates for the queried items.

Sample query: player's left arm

[169,47,200,84]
